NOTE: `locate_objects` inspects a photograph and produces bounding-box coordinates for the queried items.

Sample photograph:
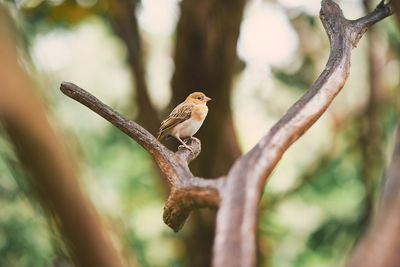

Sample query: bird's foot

[178,143,194,154]
[183,137,200,144]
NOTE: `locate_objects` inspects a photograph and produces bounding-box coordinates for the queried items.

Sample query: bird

[157,92,211,153]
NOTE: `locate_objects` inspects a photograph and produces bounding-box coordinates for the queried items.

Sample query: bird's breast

[192,105,208,121]
[170,104,208,138]
[172,118,204,138]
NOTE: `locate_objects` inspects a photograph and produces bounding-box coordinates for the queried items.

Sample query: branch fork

[60,82,222,231]
[60,0,392,266]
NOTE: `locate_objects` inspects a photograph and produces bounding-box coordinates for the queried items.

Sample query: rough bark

[0,8,124,267]
[213,2,392,266]
[60,1,392,266]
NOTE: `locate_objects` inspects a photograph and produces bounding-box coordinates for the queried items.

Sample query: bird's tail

[157,131,164,140]
[157,131,170,141]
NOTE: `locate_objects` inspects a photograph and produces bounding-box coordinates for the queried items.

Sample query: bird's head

[186,92,212,105]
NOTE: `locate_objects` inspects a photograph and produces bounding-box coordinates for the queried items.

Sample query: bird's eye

[197,96,202,100]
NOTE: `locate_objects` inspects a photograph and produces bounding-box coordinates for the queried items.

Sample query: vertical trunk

[108,0,171,191]
[110,1,246,265]
[171,0,246,266]
[171,0,245,178]
[358,0,387,226]
[110,0,160,136]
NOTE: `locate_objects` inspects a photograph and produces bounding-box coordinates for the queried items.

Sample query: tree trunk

[109,0,160,136]
[170,1,246,265]
[356,0,388,229]
[171,0,245,178]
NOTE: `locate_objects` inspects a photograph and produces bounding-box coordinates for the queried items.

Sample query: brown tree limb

[60,82,224,231]
[212,1,392,266]
[60,82,171,166]
[59,0,391,265]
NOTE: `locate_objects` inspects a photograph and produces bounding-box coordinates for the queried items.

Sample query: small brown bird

[157,92,211,153]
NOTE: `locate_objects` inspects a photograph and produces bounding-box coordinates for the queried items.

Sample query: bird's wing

[158,102,194,139]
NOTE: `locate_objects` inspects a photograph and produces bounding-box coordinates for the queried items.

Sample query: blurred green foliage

[0,134,60,266]
[1,0,399,266]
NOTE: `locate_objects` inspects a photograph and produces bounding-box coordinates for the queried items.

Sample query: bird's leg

[183,136,200,144]
[177,136,194,154]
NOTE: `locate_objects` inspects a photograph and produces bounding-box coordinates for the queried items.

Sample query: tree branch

[164,177,225,231]
[60,82,223,231]
[351,0,393,47]
[212,1,392,266]
[60,82,170,163]
[59,0,391,265]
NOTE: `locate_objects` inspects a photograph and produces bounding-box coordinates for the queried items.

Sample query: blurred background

[0,0,399,266]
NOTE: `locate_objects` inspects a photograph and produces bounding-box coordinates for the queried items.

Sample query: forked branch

[60,82,223,231]
[212,0,392,266]
[60,0,392,266]
[60,83,228,233]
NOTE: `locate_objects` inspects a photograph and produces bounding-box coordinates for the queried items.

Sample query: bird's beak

[204,96,212,102]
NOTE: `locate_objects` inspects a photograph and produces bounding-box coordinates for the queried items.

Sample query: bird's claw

[183,137,201,145]
[178,144,194,154]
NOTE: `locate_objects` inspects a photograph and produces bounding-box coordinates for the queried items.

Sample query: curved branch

[60,82,222,231]
[348,1,393,48]
[59,0,392,264]
[212,1,392,266]
[60,82,168,160]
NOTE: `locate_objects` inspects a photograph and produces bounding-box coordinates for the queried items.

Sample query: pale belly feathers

[171,118,204,138]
